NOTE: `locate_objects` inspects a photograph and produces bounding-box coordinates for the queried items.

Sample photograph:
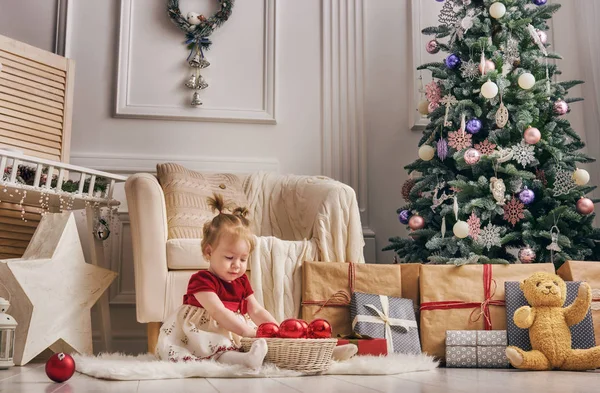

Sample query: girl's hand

[243,327,257,338]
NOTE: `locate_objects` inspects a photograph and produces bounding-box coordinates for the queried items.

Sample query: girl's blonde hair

[201,194,255,257]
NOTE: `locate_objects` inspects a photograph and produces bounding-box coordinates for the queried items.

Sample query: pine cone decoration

[402,179,416,202]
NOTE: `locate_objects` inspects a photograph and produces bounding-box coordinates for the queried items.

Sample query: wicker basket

[240,337,337,374]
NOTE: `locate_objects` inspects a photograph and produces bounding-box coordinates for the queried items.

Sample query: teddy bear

[505,271,600,371]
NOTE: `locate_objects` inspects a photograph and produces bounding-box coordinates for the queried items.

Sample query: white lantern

[0,297,17,370]
[489,2,506,19]
[418,145,435,161]
[453,221,470,239]
[481,79,499,99]
[518,73,536,90]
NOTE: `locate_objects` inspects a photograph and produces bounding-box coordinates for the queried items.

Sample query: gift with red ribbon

[301,261,403,336]
[336,333,388,356]
[419,263,555,360]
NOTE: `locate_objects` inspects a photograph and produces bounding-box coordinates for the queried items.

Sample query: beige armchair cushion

[156,163,249,239]
[166,239,209,270]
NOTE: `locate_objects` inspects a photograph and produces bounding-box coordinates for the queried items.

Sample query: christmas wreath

[167,0,234,52]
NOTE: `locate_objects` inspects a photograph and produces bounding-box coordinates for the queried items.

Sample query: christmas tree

[385,0,600,267]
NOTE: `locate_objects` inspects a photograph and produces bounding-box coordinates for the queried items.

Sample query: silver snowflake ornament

[460,60,480,81]
[477,223,502,250]
[552,168,577,196]
[512,140,536,167]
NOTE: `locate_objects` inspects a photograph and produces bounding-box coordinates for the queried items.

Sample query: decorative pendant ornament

[504,197,526,227]
[536,29,548,45]
[167,0,235,106]
[431,182,451,212]
[496,98,509,128]
[437,138,449,161]
[479,60,496,75]
[461,60,480,81]
[441,216,447,239]
[536,168,548,186]
[409,215,426,230]
[524,126,541,145]
[426,39,440,54]
[482,79,499,99]
[511,178,524,194]
[495,147,514,164]
[419,145,436,161]
[573,168,590,186]
[477,223,502,250]
[533,0,547,5]
[448,130,473,150]
[576,197,595,215]
[527,24,548,56]
[489,2,507,19]
[438,0,459,26]
[552,168,577,196]
[425,81,442,105]
[453,195,459,220]
[518,73,536,90]
[502,36,521,67]
[547,226,562,253]
[475,139,497,155]
[440,94,458,127]
[512,140,536,167]
[480,49,487,76]
[453,221,469,239]
[554,99,569,116]
[490,177,506,206]
[519,187,535,205]
[94,218,111,241]
[428,102,439,113]
[464,148,481,165]
[467,212,481,240]
[518,246,536,264]
[466,118,482,134]
[399,210,412,225]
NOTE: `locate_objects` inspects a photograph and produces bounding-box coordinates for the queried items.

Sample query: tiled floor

[1,363,598,393]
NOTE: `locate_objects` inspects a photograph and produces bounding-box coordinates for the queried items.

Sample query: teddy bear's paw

[578,282,591,297]
[506,347,524,367]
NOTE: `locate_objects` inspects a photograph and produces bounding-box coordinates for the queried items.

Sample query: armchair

[125,169,365,353]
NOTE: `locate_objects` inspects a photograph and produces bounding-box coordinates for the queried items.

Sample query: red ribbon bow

[419,264,505,330]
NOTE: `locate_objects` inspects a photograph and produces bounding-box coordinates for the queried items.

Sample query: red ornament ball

[408,215,425,230]
[279,319,307,339]
[307,319,332,339]
[45,353,75,383]
[577,197,595,215]
[256,322,280,338]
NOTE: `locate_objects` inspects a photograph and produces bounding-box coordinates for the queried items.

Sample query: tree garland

[167,0,235,106]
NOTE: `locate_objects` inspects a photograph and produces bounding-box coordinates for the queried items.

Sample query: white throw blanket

[243,172,365,321]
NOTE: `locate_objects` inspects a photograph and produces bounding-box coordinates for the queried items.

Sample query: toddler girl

[156,194,357,368]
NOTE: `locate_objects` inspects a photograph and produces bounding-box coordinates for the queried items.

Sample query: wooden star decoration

[0,212,116,365]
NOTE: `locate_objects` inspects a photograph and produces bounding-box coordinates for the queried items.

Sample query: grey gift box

[445,330,510,368]
[350,291,421,354]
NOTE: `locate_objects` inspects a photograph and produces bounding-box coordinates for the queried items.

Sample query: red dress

[156,271,257,362]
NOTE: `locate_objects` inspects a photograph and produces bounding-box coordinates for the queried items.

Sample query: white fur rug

[74,353,438,380]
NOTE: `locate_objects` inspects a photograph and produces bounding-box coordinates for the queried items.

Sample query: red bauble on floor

[45,353,76,383]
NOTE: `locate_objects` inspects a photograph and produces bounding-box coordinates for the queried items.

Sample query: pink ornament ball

[464,148,481,165]
[524,126,541,144]
[479,60,496,75]
[426,40,440,54]
[554,99,569,116]
[408,215,425,230]
[577,197,595,215]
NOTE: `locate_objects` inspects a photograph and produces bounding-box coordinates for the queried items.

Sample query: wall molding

[114,0,276,124]
[70,152,280,174]
[321,0,368,226]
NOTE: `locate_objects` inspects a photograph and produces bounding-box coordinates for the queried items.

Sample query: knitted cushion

[156,163,249,239]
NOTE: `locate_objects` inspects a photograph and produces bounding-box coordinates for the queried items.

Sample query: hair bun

[207,193,227,214]
[233,207,249,218]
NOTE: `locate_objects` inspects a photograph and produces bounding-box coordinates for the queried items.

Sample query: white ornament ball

[186,12,201,25]
[573,168,590,186]
[418,145,435,161]
[418,100,430,116]
[518,73,536,90]
[489,2,507,19]
[453,221,470,239]
[481,79,499,99]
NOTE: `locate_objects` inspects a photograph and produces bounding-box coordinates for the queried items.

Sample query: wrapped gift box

[446,330,509,368]
[401,263,421,315]
[302,262,402,336]
[557,261,600,345]
[350,291,421,354]
[505,281,596,350]
[336,337,388,356]
[419,263,555,360]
